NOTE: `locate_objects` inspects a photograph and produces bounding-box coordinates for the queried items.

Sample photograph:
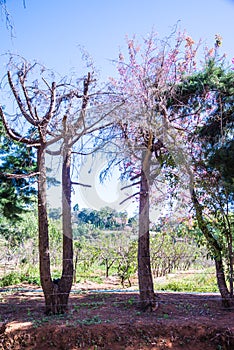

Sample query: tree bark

[191,188,232,307]
[215,258,232,307]
[38,142,74,314]
[37,144,54,314]
[226,221,234,297]
[2,67,76,314]
[137,149,157,311]
[50,143,74,314]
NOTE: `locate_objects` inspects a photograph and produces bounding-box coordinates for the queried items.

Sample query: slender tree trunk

[215,258,232,307]
[226,219,234,297]
[105,259,109,278]
[228,242,234,297]
[191,188,232,307]
[73,249,79,283]
[52,143,74,313]
[138,149,156,311]
[37,145,54,314]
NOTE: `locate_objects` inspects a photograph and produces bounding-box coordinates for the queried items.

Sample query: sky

[2,0,234,77]
[1,0,234,214]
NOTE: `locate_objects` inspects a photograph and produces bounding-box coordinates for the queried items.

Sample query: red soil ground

[0,282,233,349]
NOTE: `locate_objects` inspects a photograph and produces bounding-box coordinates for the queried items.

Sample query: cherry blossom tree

[109,29,202,310]
[108,28,233,309]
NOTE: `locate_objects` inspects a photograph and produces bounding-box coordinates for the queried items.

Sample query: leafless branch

[1,171,39,179]
[46,134,63,148]
[0,107,40,146]
[42,76,52,91]
[7,71,37,126]
[71,142,109,156]
[46,147,62,156]
[121,181,141,190]
[71,121,113,147]
[44,81,56,123]
[71,182,92,188]
[119,191,139,205]
[19,73,36,121]
[72,72,91,131]
[130,173,141,181]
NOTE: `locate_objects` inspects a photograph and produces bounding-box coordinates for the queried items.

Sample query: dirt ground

[0,280,234,350]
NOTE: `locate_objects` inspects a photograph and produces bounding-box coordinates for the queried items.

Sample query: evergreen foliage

[0,120,37,221]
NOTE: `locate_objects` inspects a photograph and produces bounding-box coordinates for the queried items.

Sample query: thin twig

[121,181,141,190]
[1,172,39,179]
[119,192,139,205]
[71,182,92,188]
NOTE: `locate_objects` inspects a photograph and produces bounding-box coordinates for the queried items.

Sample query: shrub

[0,270,40,287]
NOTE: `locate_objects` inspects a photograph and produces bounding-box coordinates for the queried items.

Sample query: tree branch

[121,181,141,190]
[44,81,56,124]
[119,191,139,205]
[0,107,40,146]
[130,173,141,181]
[7,71,37,126]
[19,73,36,121]
[1,171,39,179]
[71,182,92,188]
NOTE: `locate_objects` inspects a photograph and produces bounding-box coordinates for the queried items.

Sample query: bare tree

[0,55,123,313]
[0,57,90,313]
[45,71,119,313]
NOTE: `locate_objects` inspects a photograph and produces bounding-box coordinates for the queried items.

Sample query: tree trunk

[105,258,109,278]
[191,188,232,307]
[73,249,79,283]
[138,149,156,311]
[51,144,73,313]
[38,142,74,314]
[215,258,232,307]
[37,145,54,314]
[226,223,234,297]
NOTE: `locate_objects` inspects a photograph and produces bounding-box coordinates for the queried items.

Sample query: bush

[0,272,21,287]
[0,271,40,287]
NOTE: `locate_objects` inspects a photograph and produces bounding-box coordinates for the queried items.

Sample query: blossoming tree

[110,29,202,310]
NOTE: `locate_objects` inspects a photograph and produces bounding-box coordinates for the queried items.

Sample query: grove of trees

[0,29,233,313]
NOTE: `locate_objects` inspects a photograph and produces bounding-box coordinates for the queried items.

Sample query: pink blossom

[185,36,195,47]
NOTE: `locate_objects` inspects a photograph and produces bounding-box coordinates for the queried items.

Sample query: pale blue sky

[1,0,234,214]
[2,0,234,79]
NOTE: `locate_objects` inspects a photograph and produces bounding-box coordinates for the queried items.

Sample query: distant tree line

[73,206,132,230]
